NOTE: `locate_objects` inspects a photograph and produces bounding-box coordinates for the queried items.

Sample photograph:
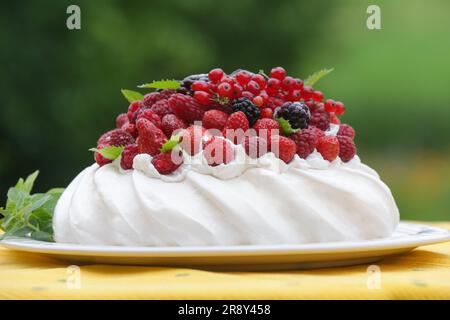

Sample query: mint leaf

[22,170,39,194]
[160,133,182,153]
[89,146,125,160]
[276,117,299,136]
[138,80,181,90]
[121,89,144,103]
[304,68,334,87]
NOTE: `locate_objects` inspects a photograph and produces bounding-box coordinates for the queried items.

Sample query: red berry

[143,92,160,107]
[136,109,162,128]
[120,144,139,170]
[246,80,261,95]
[312,90,324,103]
[291,127,320,159]
[259,90,269,103]
[253,118,280,141]
[334,101,345,116]
[244,136,268,159]
[194,91,212,106]
[270,67,286,80]
[267,96,284,110]
[122,123,138,138]
[231,84,243,99]
[169,93,205,123]
[337,124,355,139]
[330,112,341,124]
[301,86,314,101]
[161,114,187,137]
[317,136,340,161]
[203,137,235,166]
[289,90,302,101]
[217,82,233,98]
[293,78,304,90]
[191,81,210,92]
[97,129,135,147]
[116,113,129,129]
[208,68,224,83]
[267,78,281,94]
[94,145,112,167]
[270,135,296,163]
[324,99,336,113]
[220,76,234,85]
[260,108,273,119]
[337,135,356,162]
[251,74,267,89]
[223,111,250,144]
[253,96,264,107]
[151,151,183,175]
[127,101,143,123]
[235,71,252,86]
[242,91,255,99]
[309,105,330,131]
[136,118,167,157]
[180,125,211,155]
[150,99,173,118]
[281,76,295,91]
[202,110,229,131]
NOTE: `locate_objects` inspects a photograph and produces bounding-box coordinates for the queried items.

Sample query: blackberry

[274,102,310,130]
[231,98,260,126]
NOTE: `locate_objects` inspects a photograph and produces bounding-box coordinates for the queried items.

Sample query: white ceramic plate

[1,222,449,270]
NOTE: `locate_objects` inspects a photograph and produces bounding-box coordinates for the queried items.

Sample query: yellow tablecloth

[0,222,449,300]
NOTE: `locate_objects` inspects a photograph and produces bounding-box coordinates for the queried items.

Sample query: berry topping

[120,144,139,170]
[136,109,162,128]
[169,93,205,123]
[231,98,261,126]
[203,137,235,166]
[136,118,167,157]
[97,129,135,147]
[223,111,250,132]
[260,108,273,119]
[180,125,211,155]
[151,151,183,175]
[309,104,330,131]
[274,102,311,130]
[244,136,269,159]
[94,145,112,167]
[122,123,138,138]
[150,99,173,118]
[337,135,356,162]
[316,136,340,162]
[116,113,129,129]
[127,101,143,123]
[143,92,160,107]
[270,67,286,80]
[337,124,356,139]
[208,68,224,83]
[334,101,346,116]
[291,127,321,159]
[253,118,280,141]
[270,135,297,163]
[202,110,229,131]
[161,114,187,137]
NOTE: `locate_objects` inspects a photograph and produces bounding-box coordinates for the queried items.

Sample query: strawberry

[151,151,183,175]
[253,118,280,142]
[161,114,187,137]
[222,111,249,144]
[202,110,229,131]
[169,93,205,123]
[136,109,162,128]
[316,136,340,161]
[203,137,235,166]
[243,136,268,159]
[120,144,139,170]
[270,135,296,163]
[97,129,135,147]
[180,125,212,155]
[136,118,167,157]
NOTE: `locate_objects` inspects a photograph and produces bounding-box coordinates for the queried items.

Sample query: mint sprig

[276,117,299,136]
[89,146,125,161]
[0,171,64,242]
[304,68,334,87]
[160,133,182,153]
[121,89,144,103]
[138,80,181,90]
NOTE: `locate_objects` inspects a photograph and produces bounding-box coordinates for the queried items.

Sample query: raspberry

[94,147,112,167]
[116,113,129,128]
[253,118,280,142]
[270,135,296,163]
[161,114,187,137]
[270,67,286,80]
[143,92,160,107]
[150,99,173,118]
[120,144,139,170]
[244,136,268,159]
[151,151,183,175]
[158,89,177,100]
[127,101,143,123]
[202,110,229,131]
[136,118,167,156]
[337,124,355,139]
[97,129,135,147]
[121,123,138,138]
[274,102,311,130]
[169,93,205,123]
[231,98,260,126]
[180,125,211,155]
[136,109,162,128]
[260,108,273,119]
[203,137,235,166]
[291,127,321,159]
[317,136,340,161]
[309,105,330,131]
[337,135,356,162]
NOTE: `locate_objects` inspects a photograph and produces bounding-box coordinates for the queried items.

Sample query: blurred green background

[0,0,449,220]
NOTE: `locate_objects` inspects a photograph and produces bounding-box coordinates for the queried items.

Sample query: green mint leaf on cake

[0,171,64,242]
[138,80,181,90]
[121,89,144,103]
[89,146,125,161]
[160,133,182,153]
[276,117,299,136]
[304,68,334,87]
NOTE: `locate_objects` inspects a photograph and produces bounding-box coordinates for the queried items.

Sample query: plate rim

[0,222,449,257]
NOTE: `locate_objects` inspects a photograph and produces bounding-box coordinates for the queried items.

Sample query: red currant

[251,74,267,89]
[334,101,345,116]
[259,90,269,103]
[194,91,212,105]
[260,108,273,119]
[324,99,336,113]
[312,90,324,103]
[231,84,243,99]
[293,78,304,90]
[208,68,224,83]
[246,80,261,95]
[301,86,314,100]
[221,76,234,85]
[217,82,233,98]
[191,81,210,92]
[267,78,281,94]
[253,96,264,107]
[329,112,341,124]
[289,90,302,101]
[242,91,254,99]
[281,76,295,91]
[235,71,252,86]
[270,67,286,80]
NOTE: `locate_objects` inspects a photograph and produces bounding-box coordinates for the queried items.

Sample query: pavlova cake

[53,67,399,246]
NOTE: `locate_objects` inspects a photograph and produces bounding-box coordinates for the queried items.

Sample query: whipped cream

[53,139,400,246]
